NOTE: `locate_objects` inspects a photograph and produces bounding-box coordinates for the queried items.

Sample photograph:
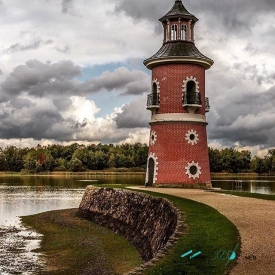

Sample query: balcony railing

[205,97,210,112]
[182,92,202,106]
[147,93,160,110]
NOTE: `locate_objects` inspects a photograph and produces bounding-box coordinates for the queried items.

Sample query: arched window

[171,24,177,41]
[181,24,187,40]
[152,83,158,105]
[186,81,198,104]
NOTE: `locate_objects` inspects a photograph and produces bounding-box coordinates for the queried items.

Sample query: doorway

[147,158,155,186]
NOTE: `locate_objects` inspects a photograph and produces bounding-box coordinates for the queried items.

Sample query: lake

[0,174,275,274]
[0,175,143,275]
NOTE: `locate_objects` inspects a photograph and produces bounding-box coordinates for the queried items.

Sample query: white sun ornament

[185,129,199,145]
[185,161,202,179]
[150,131,157,146]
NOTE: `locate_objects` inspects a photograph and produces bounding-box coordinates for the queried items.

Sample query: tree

[4,146,25,172]
[68,157,84,172]
[208,148,223,172]
[24,149,55,173]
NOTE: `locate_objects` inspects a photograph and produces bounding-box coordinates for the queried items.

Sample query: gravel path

[129,187,275,275]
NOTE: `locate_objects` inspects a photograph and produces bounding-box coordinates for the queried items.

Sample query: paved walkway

[129,187,275,275]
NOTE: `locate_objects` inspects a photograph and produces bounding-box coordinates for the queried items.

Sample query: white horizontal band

[149,113,207,124]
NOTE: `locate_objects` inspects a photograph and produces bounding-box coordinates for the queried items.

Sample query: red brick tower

[144,0,213,187]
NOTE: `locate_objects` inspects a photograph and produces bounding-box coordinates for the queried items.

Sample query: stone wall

[78,186,181,263]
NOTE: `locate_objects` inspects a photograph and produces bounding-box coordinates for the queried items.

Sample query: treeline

[0,143,274,174]
[209,148,275,173]
[0,143,148,173]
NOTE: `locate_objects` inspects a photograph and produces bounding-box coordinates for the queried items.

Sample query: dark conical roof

[144,41,214,70]
[159,0,198,23]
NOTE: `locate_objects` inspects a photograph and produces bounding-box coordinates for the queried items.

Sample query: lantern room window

[171,24,177,41]
[181,24,187,40]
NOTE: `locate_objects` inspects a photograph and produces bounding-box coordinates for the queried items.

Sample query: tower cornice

[144,41,214,70]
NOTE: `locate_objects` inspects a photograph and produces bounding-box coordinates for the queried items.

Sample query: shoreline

[0,171,146,177]
[1,171,275,177]
[21,208,142,275]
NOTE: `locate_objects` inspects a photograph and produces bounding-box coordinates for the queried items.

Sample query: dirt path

[129,187,275,275]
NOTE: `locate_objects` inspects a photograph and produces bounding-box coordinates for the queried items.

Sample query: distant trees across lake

[209,148,275,174]
[0,143,148,173]
[0,143,274,174]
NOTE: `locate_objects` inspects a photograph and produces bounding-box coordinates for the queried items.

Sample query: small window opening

[152,83,158,105]
[181,25,187,40]
[171,24,178,41]
[186,81,197,104]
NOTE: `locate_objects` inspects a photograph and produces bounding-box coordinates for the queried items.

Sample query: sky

[0,0,275,156]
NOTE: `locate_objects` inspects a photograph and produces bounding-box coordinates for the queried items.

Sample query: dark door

[147,158,155,187]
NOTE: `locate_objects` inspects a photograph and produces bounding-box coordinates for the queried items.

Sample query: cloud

[84,67,150,95]
[1,61,150,100]
[114,0,275,34]
[206,70,275,148]
[0,1,274,151]
[6,40,53,53]
[55,45,70,53]
[115,94,150,128]
[5,32,53,53]
[1,60,81,97]
[61,0,75,14]
[0,59,151,145]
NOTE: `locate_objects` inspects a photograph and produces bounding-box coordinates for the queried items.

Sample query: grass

[21,209,142,275]
[137,191,240,275]
[22,187,240,275]
[212,190,275,201]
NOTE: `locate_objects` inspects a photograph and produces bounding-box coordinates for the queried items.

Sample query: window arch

[181,24,187,40]
[150,79,160,106]
[171,24,177,41]
[145,152,158,186]
[182,77,201,106]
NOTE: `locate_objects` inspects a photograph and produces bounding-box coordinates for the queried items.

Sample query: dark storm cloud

[1,59,82,97]
[114,0,275,34]
[1,61,149,98]
[0,105,66,140]
[115,94,150,128]
[207,83,275,148]
[0,59,150,142]
[85,67,150,95]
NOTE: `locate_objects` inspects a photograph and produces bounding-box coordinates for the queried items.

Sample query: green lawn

[21,209,142,275]
[137,191,240,275]
[22,187,240,275]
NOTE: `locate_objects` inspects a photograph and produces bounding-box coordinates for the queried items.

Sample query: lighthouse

[144,0,213,187]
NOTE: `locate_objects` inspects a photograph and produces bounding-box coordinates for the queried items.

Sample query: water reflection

[0,176,91,275]
[0,186,85,226]
[211,179,275,195]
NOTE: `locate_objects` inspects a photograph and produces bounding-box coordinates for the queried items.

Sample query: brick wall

[152,64,205,115]
[148,123,211,185]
